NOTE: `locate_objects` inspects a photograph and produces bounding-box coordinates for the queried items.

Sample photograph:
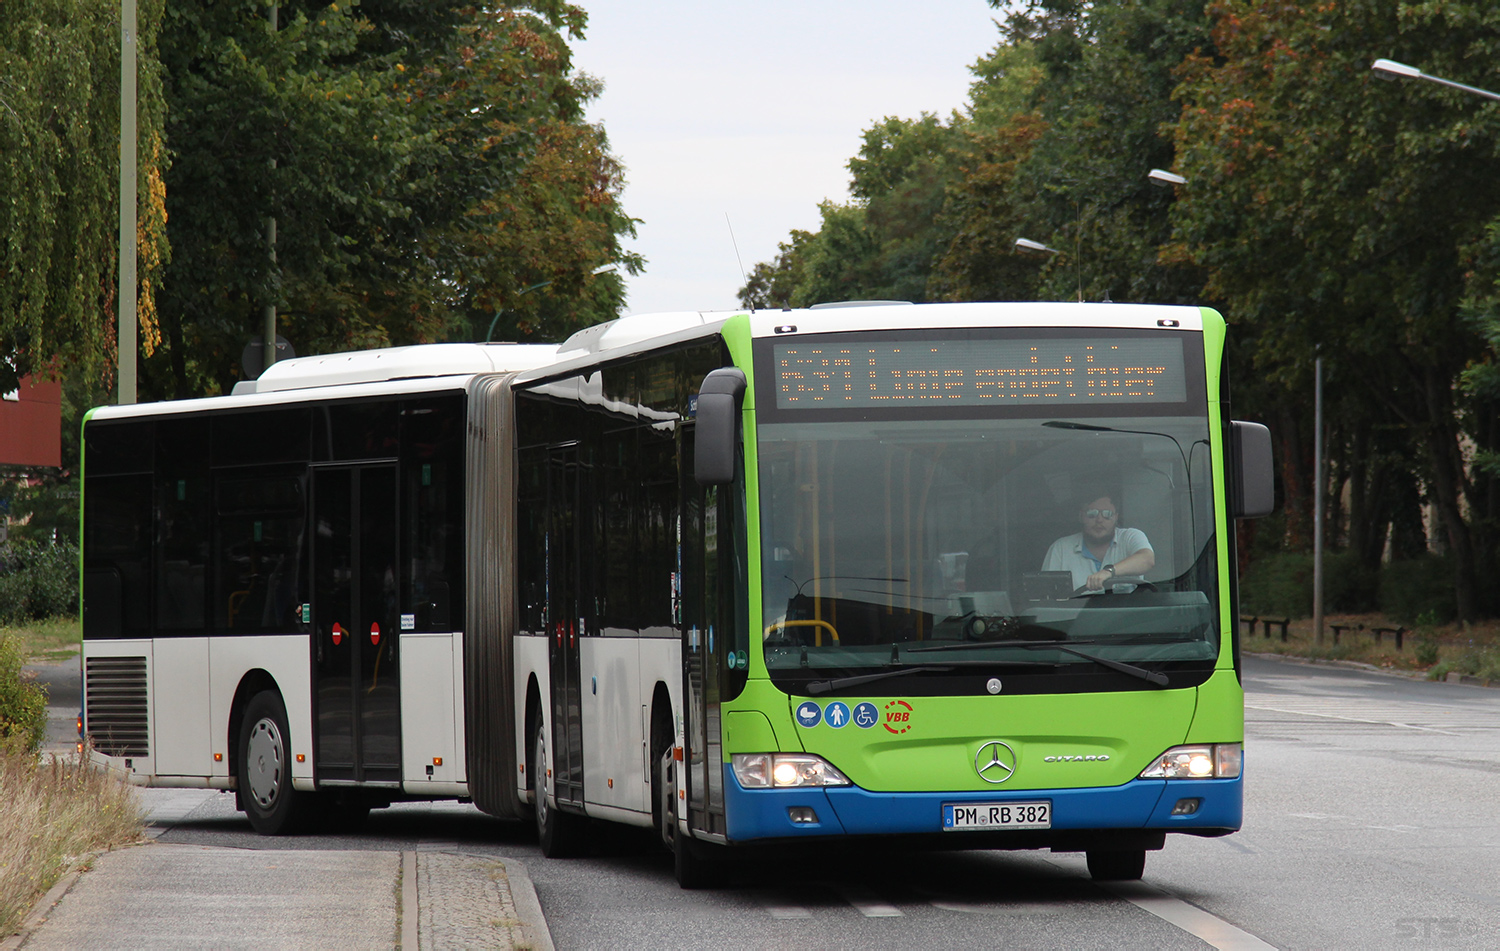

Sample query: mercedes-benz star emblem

[975,740,1017,784]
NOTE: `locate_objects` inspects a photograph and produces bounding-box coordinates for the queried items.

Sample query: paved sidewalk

[5,844,551,950]
[12,661,551,949]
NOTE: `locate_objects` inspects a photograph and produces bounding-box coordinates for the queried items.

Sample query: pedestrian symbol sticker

[825,701,850,729]
[795,701,821,728]
[853,702,878,729]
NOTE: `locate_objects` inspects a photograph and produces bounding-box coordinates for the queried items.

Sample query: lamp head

[1372,58,1421,81]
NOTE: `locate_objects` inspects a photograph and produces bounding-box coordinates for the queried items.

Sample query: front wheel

[1086,848,1146,881]
[238,690,315,835]
[659,747,723,889]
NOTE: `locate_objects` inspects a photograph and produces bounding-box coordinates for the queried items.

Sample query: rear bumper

[722,767,1241,843]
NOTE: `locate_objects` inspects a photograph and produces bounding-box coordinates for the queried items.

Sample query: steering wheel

[1072,576,1158,597]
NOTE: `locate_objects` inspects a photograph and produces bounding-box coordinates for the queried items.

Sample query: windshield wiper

[803,660,1057,696]
[805,665,951,696]
[907,640,1169,688]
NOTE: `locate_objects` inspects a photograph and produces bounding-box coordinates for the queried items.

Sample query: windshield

[756,409,1220,696]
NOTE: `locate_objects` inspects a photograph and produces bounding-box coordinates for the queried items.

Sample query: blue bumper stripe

[723,766,1242,842]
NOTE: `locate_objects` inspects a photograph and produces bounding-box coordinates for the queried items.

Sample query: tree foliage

[0,0,168,397]
[743,0,1500,619]
[149,1,637,398]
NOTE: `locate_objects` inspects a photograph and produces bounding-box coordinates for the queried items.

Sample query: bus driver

[1041,494,1155,592]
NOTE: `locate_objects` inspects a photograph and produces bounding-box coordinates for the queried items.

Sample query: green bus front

[715,308,1248,857]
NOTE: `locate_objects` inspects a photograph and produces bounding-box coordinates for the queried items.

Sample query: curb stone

[500,854,553,951]
[0,853,99,951]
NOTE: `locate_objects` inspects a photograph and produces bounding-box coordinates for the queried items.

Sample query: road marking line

[1100,881,1277,950]
[756,893,813,919]
[837,886,904,917]
[1245,703,1460,735]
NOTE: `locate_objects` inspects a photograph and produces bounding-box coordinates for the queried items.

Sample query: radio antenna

[725,213,751,312]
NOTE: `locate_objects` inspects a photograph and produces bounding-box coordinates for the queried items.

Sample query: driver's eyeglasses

[1083,509,1116,520]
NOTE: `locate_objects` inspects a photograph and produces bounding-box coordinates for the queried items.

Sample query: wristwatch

[1103,564,1115,576]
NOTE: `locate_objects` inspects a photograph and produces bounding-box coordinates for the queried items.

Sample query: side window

[215,471,307,632]
[401,396,465,631]
[314,401,400,461]
[517,444,548,633]
[156,419,211,633]
[82,474,153,639]
[83,420,154,639]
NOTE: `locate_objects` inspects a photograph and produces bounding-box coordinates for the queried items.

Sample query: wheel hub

[246,717,283,808]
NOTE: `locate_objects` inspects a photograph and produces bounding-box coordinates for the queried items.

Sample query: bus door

[312,464,402,786]
[547,444,586,809]
[680,427,727,837]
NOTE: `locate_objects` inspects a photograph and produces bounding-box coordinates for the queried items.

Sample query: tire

[1086,848,1146,881]
[659,747,722,889]
[533,718,586,857]
[238,690,315,835]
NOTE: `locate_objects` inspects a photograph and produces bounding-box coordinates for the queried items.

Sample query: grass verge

[0,748,145,938]
[0,615,81,666]
[1241,612,1500,681]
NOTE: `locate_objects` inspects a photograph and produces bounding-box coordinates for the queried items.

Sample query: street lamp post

[1013,237,1081,302]
[1372,59,1500,102]
[1313,355,1324,646]
[118,0,137,405]
[482,266,618,343]
[1374,57,1500,636]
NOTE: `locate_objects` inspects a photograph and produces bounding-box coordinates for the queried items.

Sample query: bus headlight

[732,753,851,788]
[1139,743,1242,780]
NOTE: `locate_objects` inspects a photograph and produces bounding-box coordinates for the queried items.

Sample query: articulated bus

[80,302,1273,886]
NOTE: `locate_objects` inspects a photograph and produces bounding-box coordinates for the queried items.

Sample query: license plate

[942,801,1051,831]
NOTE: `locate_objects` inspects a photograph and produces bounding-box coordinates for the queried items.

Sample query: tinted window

[401,396,465,631]
[85,420,153,476]
[82,474,152,638]
[314,401,400,461]
[215,469,307,632]
[212,409,310,467]
[156,419,211,632]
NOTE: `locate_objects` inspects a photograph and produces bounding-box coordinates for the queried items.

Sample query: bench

[1261,617,1290,641]
[1330,623,1363,645]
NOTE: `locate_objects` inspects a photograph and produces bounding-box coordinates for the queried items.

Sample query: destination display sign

[773,337,1188,409]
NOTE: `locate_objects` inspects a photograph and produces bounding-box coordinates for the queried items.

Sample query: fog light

[1171,798,1202,816]
[787,806,819,824]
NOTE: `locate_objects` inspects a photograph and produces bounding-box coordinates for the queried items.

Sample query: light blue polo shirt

[1041,527,1153,589]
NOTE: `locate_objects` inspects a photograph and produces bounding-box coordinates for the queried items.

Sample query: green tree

[149,1,636,398]
[0,0,169,396]
[738,230,810,311]
[1171,0,1500,618]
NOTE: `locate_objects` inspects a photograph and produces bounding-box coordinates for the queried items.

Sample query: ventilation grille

[86,655,149,757]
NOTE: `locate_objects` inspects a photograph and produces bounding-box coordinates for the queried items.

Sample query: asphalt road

[36,655,1500,950]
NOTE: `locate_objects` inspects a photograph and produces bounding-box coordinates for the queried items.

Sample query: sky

[570,2,1008,315]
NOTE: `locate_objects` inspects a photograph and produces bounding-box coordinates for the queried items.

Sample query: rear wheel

[1086,848,1146,881]
[533,719,586,857]
[238,690,315,835]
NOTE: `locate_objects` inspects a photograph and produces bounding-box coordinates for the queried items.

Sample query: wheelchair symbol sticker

[795,701,821,728]
[852,702,879,729]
